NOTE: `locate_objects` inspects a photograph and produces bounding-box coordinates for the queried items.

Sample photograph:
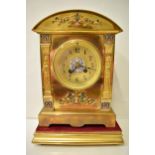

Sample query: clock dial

[52,39,101,90]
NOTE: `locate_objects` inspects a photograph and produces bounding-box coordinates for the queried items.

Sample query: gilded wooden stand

[32,121,123,145]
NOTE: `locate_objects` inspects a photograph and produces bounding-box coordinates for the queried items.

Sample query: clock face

[52,39,101,90]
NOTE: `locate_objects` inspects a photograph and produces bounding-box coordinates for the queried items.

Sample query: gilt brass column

[40,34,53,109]
[101,34,115,110]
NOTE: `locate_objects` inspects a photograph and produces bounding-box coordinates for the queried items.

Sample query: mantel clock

[32,10,124,145]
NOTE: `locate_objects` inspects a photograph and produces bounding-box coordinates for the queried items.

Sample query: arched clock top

[32,10,123,34]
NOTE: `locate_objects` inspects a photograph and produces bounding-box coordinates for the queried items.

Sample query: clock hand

[68,68,74,73]
[68,63,95,74]
[81,66,95,73]
[68,65,79,73]
[85,66,95,70]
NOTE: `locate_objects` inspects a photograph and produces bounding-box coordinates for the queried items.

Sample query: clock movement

[32,10,124,145]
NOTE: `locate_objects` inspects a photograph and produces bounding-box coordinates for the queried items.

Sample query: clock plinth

[38,107,116,127]
[32,10,124,145]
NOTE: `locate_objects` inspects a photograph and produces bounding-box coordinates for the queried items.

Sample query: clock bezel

[52,39,102,90]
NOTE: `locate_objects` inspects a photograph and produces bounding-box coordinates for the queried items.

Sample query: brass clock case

[32,10,124,145]
[52,39,102,90]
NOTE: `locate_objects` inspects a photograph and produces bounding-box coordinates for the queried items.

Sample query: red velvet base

[36,121,122,133]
